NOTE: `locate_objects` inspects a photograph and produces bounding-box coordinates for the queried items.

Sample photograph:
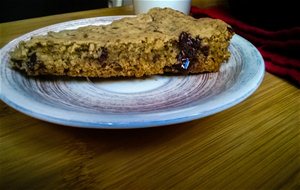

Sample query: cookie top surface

[24,8,230,46]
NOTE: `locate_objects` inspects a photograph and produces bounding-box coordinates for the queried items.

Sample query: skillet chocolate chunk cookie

[10,8,234,78]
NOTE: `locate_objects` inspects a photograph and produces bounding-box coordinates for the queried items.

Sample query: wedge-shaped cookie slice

[10,8,234,78]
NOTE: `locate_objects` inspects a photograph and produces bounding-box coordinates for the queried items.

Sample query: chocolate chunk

[176,32,202,71]
[201,45,209,56]
[11,59,23,67]
[29,52,37,63]
[26,52,44,71]
[99,47,108,62]
[27,52,37,70]
[178,32,201,58]
[64,68,69,74]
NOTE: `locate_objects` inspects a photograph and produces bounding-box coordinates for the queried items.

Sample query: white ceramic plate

[0,16,264,129]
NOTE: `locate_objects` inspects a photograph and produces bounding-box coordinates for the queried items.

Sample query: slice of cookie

[10,8,234,78]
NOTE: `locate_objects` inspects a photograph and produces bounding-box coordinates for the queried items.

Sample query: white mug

[133,0,192,15]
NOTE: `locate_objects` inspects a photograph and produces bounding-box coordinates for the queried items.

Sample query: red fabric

[191,6,300,86]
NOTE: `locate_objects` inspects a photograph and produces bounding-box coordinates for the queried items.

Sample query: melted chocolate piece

[176,32,202,71]
[27,52,37,70]
[178,32,201,59]
[11,59,23,68]
[201,45,209,56]
[26,52,45,72]
[164,32,212,73]
[99,47,108,62]
[64,68,70,74]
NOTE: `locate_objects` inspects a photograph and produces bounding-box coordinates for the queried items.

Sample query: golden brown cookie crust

[10,8,234,78]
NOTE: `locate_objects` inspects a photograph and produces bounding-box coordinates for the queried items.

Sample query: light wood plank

[0,5,299,190]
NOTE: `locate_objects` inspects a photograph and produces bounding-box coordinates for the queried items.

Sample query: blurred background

[1,0,109,22]
[1,0,224,23]
[1,0,297,29]
[1,0,133,22]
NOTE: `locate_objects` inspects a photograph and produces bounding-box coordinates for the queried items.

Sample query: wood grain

[0,6,134,48]
[0,5,299,190]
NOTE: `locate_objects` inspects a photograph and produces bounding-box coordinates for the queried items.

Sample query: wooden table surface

[0,5,299,190]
